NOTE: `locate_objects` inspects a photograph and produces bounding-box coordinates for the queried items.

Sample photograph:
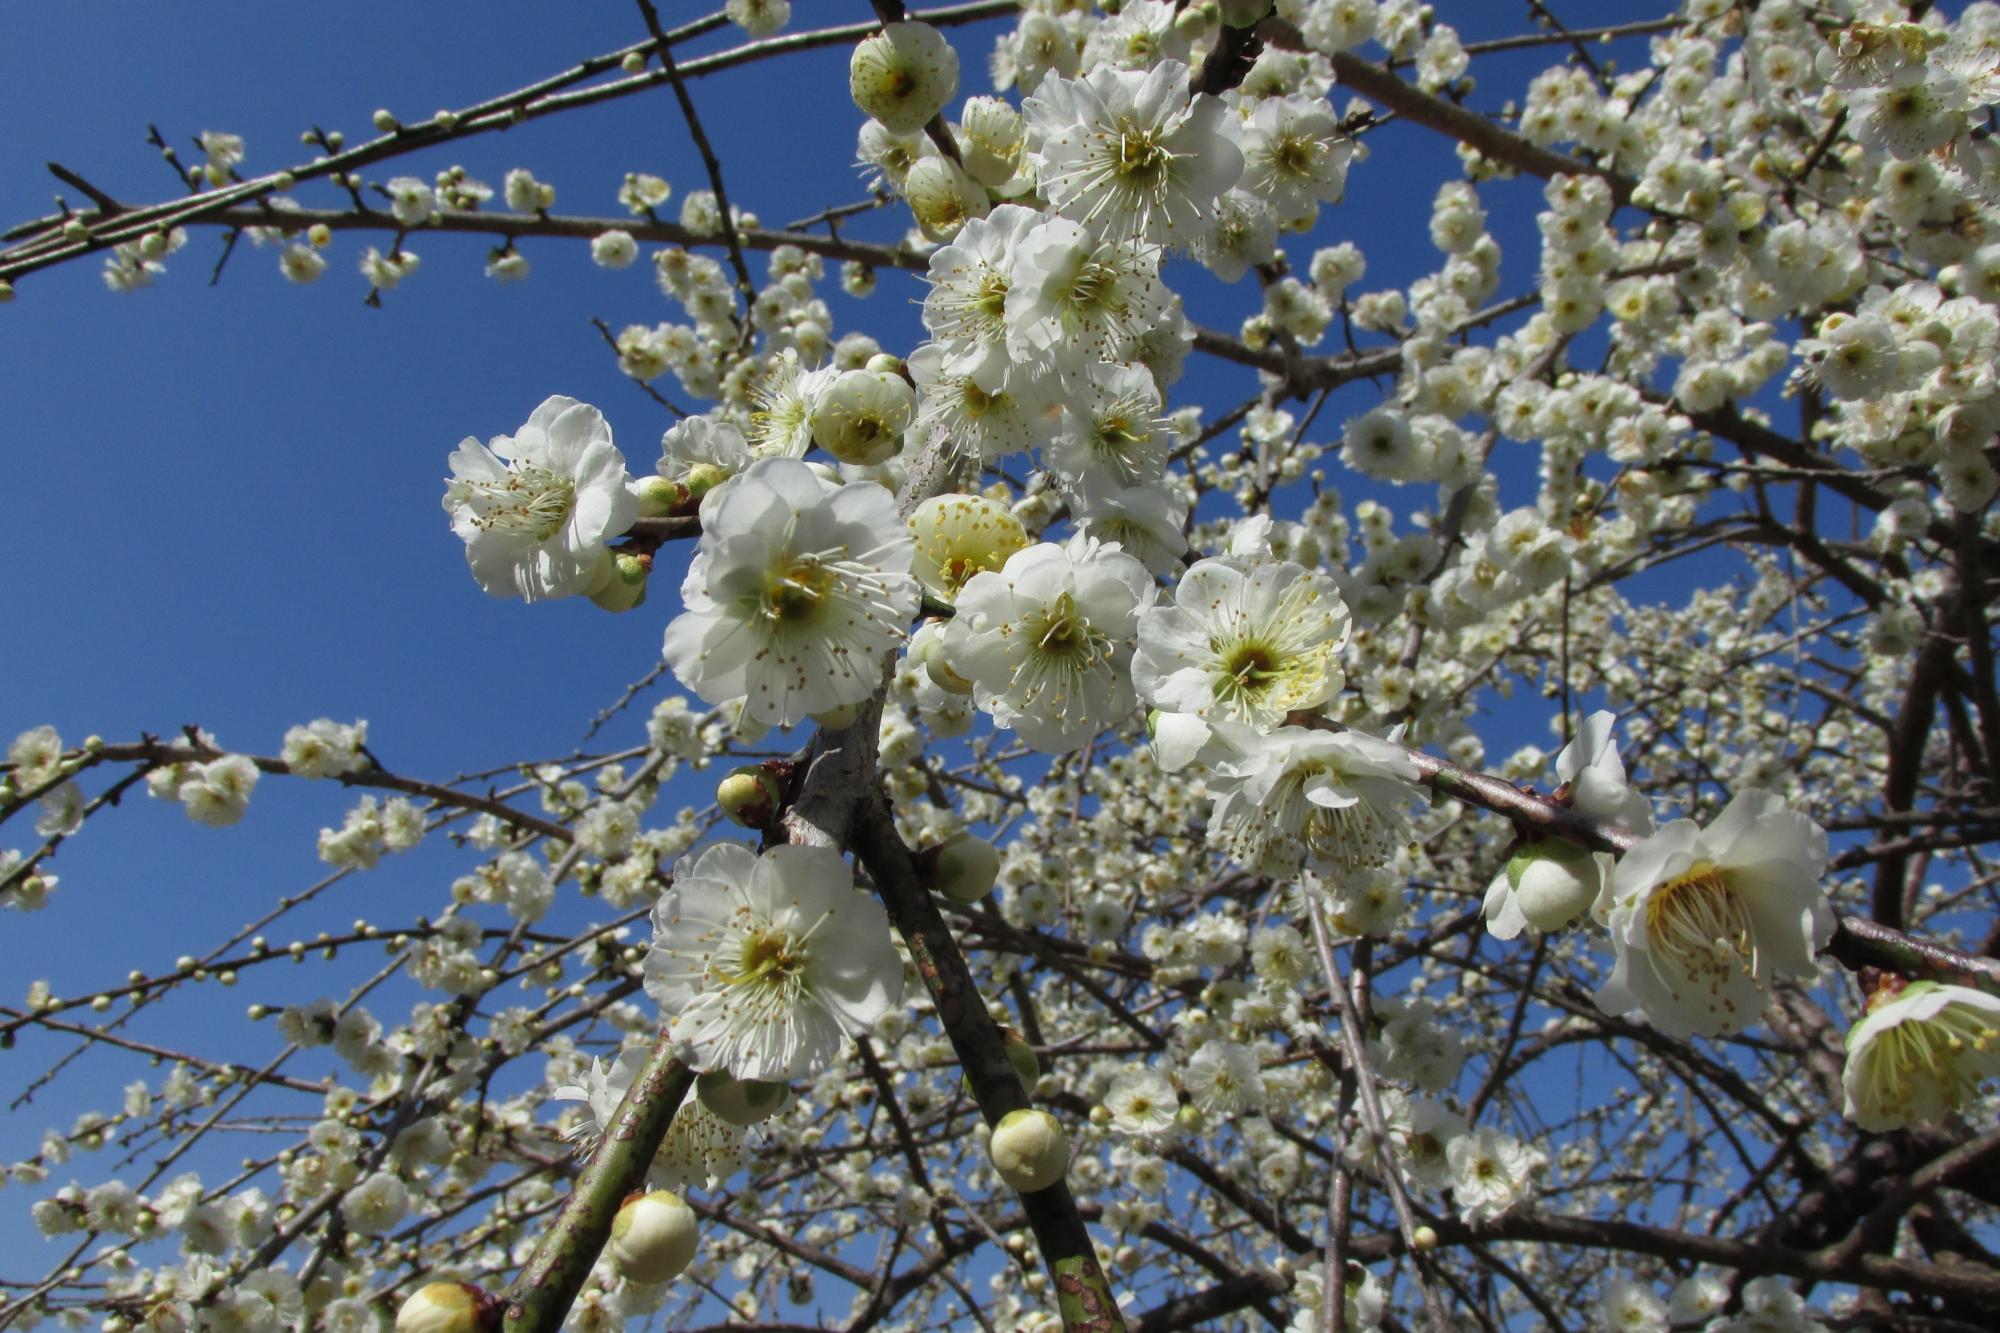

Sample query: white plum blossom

[1102,1067,1178,1138]
[1842,981,2000,1131]
[1135,556,1350,732]
[1201,724,1425,878]
[443,396,638,602]
[1446,1126,1541,1224]
[662,458,919,728]
[940,535,1155,753]
[1022,59,1243,247]
[281,718,367,779]
[178,754,261,827]
[644,843,904,1081]
[1596,788,1834,1039]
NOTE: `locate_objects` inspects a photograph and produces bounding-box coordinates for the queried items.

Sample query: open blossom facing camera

[443,396,637,601]
[1842,980,2000,1131]
[1022,59,1243,247]
[662,458,919,728]
[1134,556,1350,731]
[940,535,1155,753]
[1596,788,1833,1039]
[644,843,903,1082]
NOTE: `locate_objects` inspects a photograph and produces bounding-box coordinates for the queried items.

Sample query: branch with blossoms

[13,4,2000,1333]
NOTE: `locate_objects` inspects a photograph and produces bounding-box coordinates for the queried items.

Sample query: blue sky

[0,0,1696,1296]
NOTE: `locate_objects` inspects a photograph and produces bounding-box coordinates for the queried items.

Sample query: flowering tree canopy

[10,3,2000,1332]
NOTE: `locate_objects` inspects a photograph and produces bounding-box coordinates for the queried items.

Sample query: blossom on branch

[644,843,904,1082]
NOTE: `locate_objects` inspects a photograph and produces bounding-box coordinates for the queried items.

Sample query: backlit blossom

[1202,725,1425,878]
[1135,556,1350,730]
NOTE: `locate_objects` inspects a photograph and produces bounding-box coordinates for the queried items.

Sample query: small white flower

[1446,1126,1539,1224]
[180,754,260,827]
[339,1172,409,1235]
[282,718,367,779]
[1238,94,1353,226]
[1180,1040,1263,1117]
[1842,980,2000,1131]
[591,230,639,269]
[644,842,904,1081]
[940,535,1155,753]
[443,396,638,602]
[1104,1067,1179,1137]
[662,458,919,728]
[1600,1278,1667,1333]
[385,177,436,227]
[1595,788,1833,1039]
[850,22,959,135]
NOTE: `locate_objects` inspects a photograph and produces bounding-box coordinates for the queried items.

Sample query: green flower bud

[633,476,681,518]
[588,553,650,613]
[988,1108,1069,1192]
[932,833,999,904]
[717,765,782,830]
[962,1025,1040,1096]
[1217,0,1272,26]
[609,1190,698,1284]
[682,462,728,504]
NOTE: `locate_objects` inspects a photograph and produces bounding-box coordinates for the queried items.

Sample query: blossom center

[467,463,576,541]
[728,926,804,986]
[1116,126,1170,186]
[1645,864,1758,981]
[764,558,836,623]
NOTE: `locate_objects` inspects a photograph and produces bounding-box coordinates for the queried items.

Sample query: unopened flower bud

[272,172,296,191]
[988,1108,1069,1192]
[608,1190,699,1283]
[1176,1103,1206,1132]
[1503,837,1601,932]
[1217,0,1272,26]
[307,223,332,248]
[696,1070,793,1126]
[395,1282,492,1333]
[716,765,783,829]
[139,231,169,260]
[932,833,999,904]
[1412,1224,1439,1251]
[850,22,960,136]
[633,475,681,518]
[964,1025,1041,1096]
[62,218,88,242]
[863,352,906,377]
[435,109,459,131]
[621,51,647,74]
[0,280,15,304]
[811,368,913,465]
[373,109,401,134]
[681,462,728,504]
[588,553,650,613]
